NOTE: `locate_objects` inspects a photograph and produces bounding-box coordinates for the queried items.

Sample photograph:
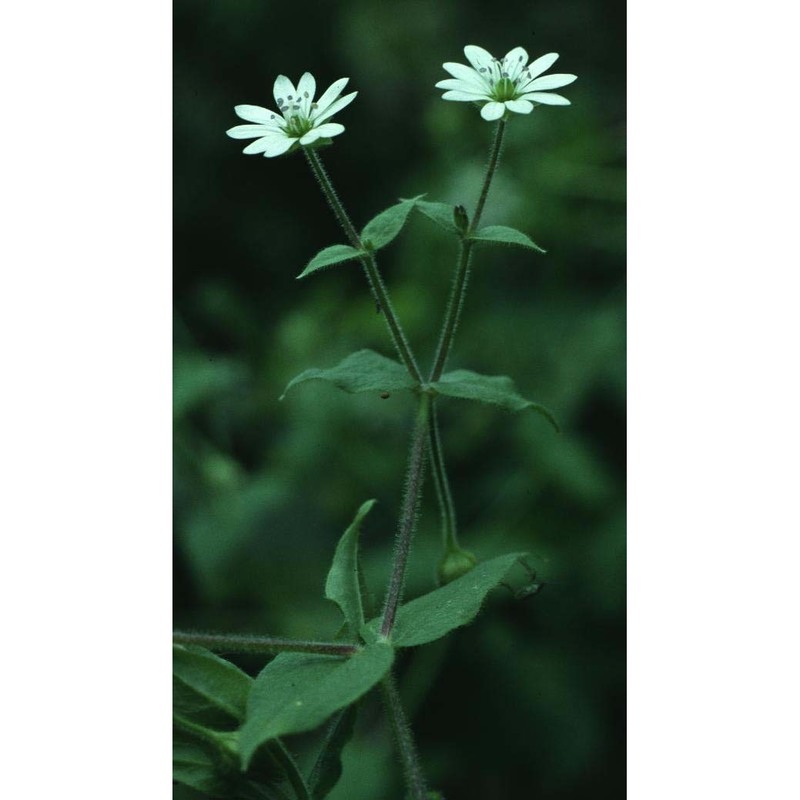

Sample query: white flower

[226,73,357,157]
[436,45,577,121]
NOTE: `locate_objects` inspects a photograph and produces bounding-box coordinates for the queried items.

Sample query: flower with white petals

[436,45,576,121]
[226,73,357,158]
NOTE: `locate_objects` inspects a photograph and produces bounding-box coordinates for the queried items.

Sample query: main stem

[303,148,423,383]
[380,671,429,799]
[380,395,431,637]
[172,631,357,657]
[429,119,506,382]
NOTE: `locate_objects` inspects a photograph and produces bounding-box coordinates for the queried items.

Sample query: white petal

[234,104,281,125]
[436,78,486,92]
[226,124,274,140]
[313,77,349,117]
[311,122,345,138]
[505,99,533,114]
[442,62,490,90]
[312,90,357,124]
[262,136,297,158]
[523,53,559,82]
[299,129,324,145]
[480,101,506,121]
[243,134,287,154]
[297,72,316,102]
[464,44,495,72]
[272,75,297,109]
[523,73,577,92]
[502,46,529,80]
[521,92,571,106]
[442,90,490,102]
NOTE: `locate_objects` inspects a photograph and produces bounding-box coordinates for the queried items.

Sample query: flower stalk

[303,148,423,384]
[429,118,506,382]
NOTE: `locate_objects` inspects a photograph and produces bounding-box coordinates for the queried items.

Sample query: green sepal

[361,195,424,250]
[433,369,560,432]
[280,349,418,400]
[240,640,394,768]
[325,499,376,637]
[297,244,365,279]
[469,224,546,253]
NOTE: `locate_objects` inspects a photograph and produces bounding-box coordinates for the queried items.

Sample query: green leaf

[433,369,560,432]
[240,640,394,767]
[280,349,418,400]
[308,705,359,799]
[173,722,288,799]
[297,244,364,279]
[470,224,546,253]
[325,499,375,636]
[173,644,252,727]
[361,195,423,250]
[366,553,525,648]
[414,199,460,234]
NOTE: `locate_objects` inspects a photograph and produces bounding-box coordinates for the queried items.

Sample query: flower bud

[453,204,470,234]
[436,547,478,585]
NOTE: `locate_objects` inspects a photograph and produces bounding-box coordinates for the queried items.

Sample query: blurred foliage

[174,0,625,797]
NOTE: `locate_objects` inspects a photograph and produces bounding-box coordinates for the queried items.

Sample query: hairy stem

[380,395,431,637]
[380,671,429,799]
[428,401,458,550]
[173,631,358,657]
[429,119,507,381]
[303,148,423,383]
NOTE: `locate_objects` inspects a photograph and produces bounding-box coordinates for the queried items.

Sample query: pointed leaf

[361,195,423,249]
[326,499,375,636]
[173,644,252,727]
[298,244,364,279]
[281,349,418,399]
[240,640,394,767]
[414,200,460,234]
[308,705,359,799]
[433,369,560,432]
[470,224,546,253]
[366,553,526,648]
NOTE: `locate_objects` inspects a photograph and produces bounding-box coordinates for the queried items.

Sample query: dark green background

[174,1,625,797]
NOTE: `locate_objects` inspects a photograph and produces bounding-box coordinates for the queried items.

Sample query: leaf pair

[298,196,422,279]
[298,196,545,280]
[240,501,526,773]
[281,349,559,432]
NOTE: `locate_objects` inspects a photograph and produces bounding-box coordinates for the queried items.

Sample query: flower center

[284,113,313,138]
[492,77,518,102]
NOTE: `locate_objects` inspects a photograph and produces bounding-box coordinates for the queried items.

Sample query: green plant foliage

[413,199,460,234]
[173,644,252,727]
[361,196,423,249]
[308,706,359,799]
[297,244,365,280]
[470,224,546,253]
[364,553,525,648]
[325,499,376,637]
[280,349,417,399]
[433,369,560,432]
[240,641,395,767]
